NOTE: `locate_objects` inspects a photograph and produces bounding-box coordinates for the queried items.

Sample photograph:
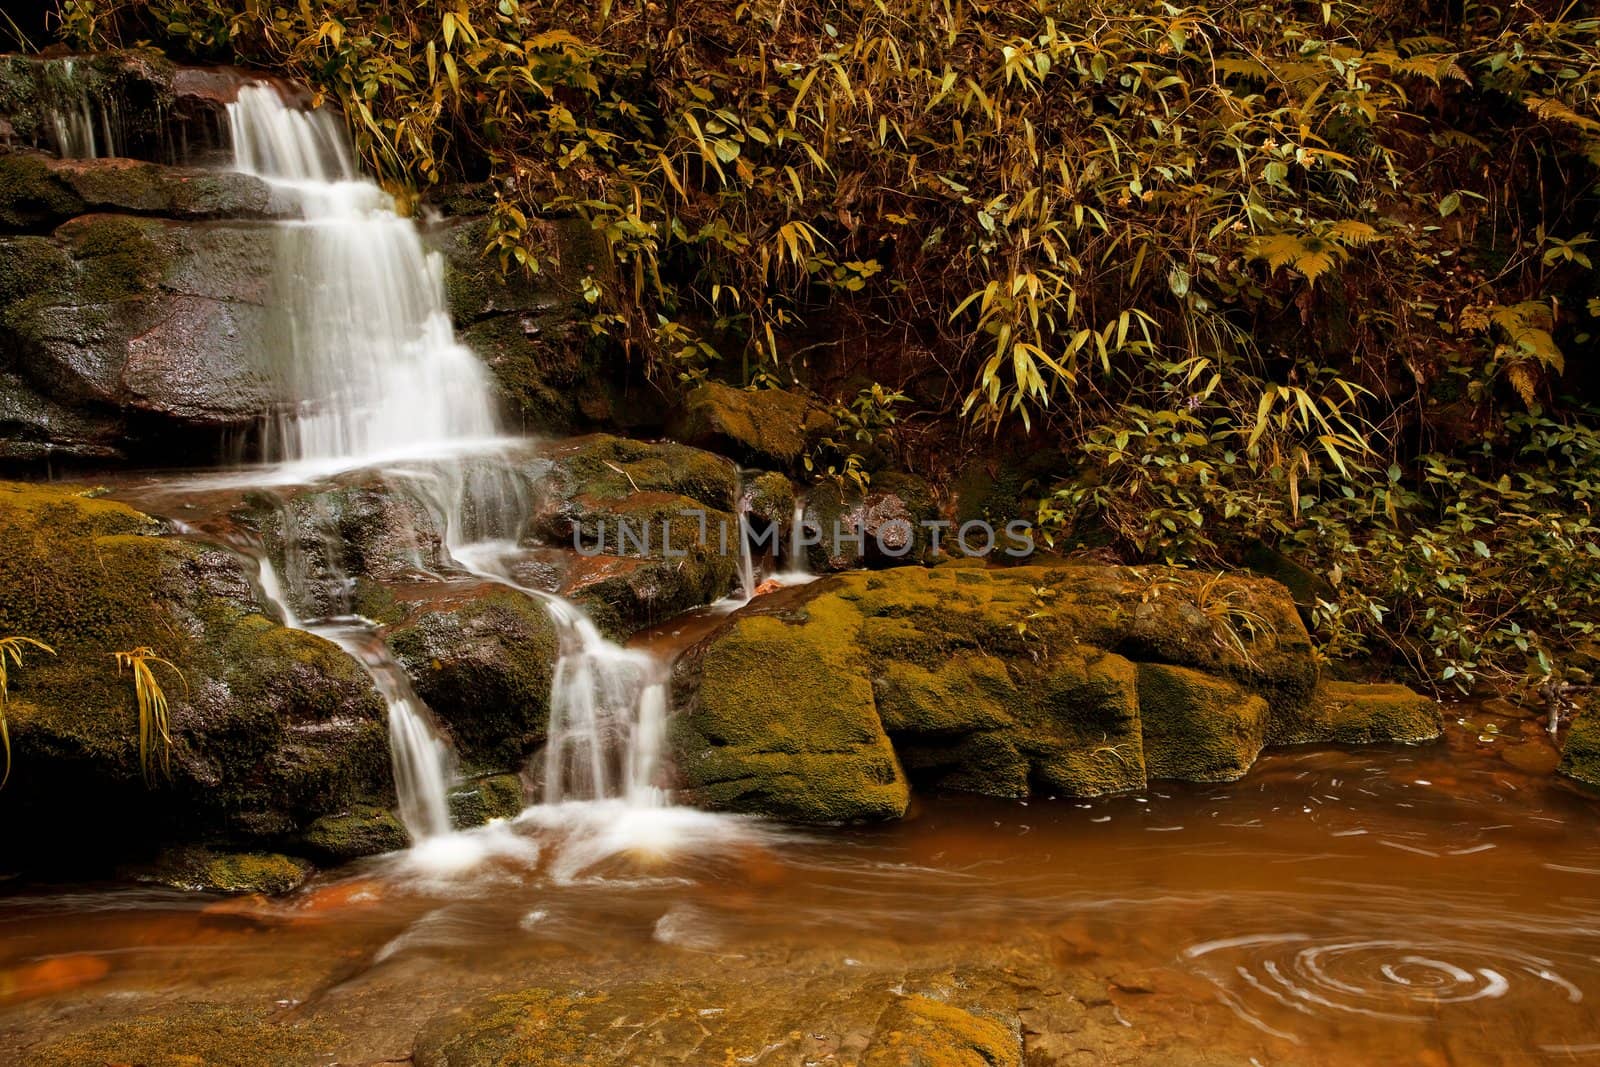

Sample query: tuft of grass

[111,648,186,786]
[0,636,55,787]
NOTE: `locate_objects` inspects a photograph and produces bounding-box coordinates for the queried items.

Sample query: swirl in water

[1182,933,1583,1043]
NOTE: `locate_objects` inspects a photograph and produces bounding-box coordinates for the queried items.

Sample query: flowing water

[2,719,1597,1064]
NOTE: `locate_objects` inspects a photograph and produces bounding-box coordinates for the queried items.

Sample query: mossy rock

[1559,695,1600,789]
[449,773,528,828]
[298,804,408,861]
[0,152,273,231]
[0,481,390,864]
[672,592,910,822]
[672,563,1327,816]
[386,585,559,772]
[1136,663,1269,782]
[1278,681,1442,746]
[743,469,796,527]
[801,473,941,571]
[539,433,738,510]
[131,846,313,895]
[670,381,835,468]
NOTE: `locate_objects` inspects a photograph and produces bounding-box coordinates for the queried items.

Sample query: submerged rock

[0,481,390,862]
[672,564,1438,820]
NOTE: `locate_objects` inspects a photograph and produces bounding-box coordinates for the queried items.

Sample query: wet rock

[387,584,559,771]
[298,804,408,861]
[535,435,745,632]
[0,214,277,458]
[1559,695,1600,789]
[1277,681,1442,746]
[0,482,390,864]
[0,151,274,230]
[742,469,795,528]
[673,564,1436,819]
[28,1004,338,1067]
[669,381,835,469]
[0,51,248,166]
[802,473,940,571]
[438,215,664,434]
[449,773,528,828]
[130,846,313,895]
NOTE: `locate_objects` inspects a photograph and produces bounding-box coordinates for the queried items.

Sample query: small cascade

[227,85,500,469]
[735,497,758,602]
[43,59,121,159]
[776,495,815,585]
[251,552,455,843]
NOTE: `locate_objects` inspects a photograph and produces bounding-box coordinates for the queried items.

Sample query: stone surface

[802,472,942,571]
[297,804,409,861]
[387,585,559,772]
[672,563,1438,820]
[0,481,391,861]
[129,846,313,895]
[437,214,663,434]
[1559,695,1600,789]
[669,381,835,468]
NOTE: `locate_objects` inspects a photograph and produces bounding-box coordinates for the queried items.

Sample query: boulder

[386,584,559,771]
[672,563,1438,820]
[1559,695,1600,789]
[670,381,835,468]
[0,213,277,460]
[437,213,664,434]
[802,472,941,571]
[128,846,313,895]
[0,151,274,230]
[297,804,408,861]
[0,481,391,863]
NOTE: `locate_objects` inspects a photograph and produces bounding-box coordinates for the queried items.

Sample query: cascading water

[228,85,499,469]
[219,84,679,853]
[44,59,120,160]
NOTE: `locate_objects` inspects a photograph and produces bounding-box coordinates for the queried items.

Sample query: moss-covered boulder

[672,592,910,822]
[1559,696,1600,789]
[672,563,1438,819]
[130,846,313,895]
[1279,681,1442,746]
[297,804,408,861]
[0,481,391,864]
[448,772,528,827]
[669,382,835,468]
[387,584,559,771]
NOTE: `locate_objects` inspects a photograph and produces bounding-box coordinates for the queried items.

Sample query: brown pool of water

[1,713,1596,1065]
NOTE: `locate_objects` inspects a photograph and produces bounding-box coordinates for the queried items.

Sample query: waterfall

[227,85,500,469]
[226,85,674,844]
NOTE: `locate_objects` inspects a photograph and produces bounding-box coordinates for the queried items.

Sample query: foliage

[0,636,54,786]
[112,646,184,785]
[53,0,1600,692]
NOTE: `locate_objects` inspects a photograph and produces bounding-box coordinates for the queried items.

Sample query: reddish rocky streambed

[2,713,1596,1066]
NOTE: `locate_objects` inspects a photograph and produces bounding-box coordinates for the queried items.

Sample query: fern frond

[0,636,55,787]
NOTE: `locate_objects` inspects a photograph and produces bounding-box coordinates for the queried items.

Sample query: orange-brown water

[2,712,1596,1065]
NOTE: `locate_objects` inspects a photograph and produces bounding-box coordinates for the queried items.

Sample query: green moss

[863,994,1022,1067]
[673,594,909,822]
[671,382,835,467]
[450,772,528,827]
[0,152,86,230]
[1137,662,1268,782]
[549,433,738,509]
[136,846,313,895]
[299,804,408,861]
[1027,651,1146,796]
[1279,681,1442,746]
[1559,697,1600,789]
[57,213,165,302]
[744,469,796,527]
